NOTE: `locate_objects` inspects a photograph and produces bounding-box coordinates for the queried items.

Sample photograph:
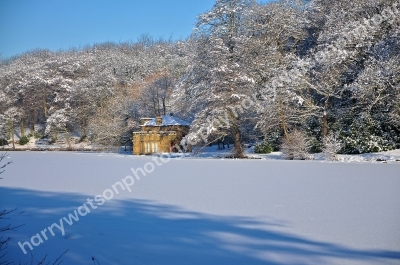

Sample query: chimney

[156,115,162,125]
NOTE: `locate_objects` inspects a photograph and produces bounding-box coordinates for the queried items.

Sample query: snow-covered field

[1,151,400,265]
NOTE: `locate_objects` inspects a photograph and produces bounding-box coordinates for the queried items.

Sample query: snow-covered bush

[28,124,45,139]
[308,137,323,154]
[0,125,6,145]
[18,136,30,145]
[341,135,392,154]
[280,130,311,160]
[254,142,273,154]
[262,131,282,152]
[338,113,397,154]
[0,139,7,146]
[180,136,190,152]
[322,133,341,161]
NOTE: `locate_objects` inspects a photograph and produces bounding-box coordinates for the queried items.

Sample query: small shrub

[263,131,282,151]
[322,133,342,161]
[254,142,273,154]
[0,139,8,146]
[30,125,46,139]
[32,131,43,139]
[79,135,87,143]
[19,136,30,145]
[308,137,322,153]
[281,130,312,160]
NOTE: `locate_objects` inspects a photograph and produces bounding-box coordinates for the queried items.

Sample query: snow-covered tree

[303,0,400,137]
[45,109,73,149]
[236,0,314,142]
[184,0,257,158]
[0,0,399,155]
[88,88,137,148]
[139,74,174,116]
[0,107,20,150]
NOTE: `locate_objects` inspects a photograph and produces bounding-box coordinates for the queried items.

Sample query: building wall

[132,125,189,155]
[141,125,189,134]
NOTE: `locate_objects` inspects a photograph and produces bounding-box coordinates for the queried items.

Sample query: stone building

[132,115,190,155]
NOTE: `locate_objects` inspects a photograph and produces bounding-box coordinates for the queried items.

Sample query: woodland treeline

[1,0,399,157]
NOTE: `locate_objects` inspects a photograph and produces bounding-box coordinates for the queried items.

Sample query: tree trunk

[322,111,328,137]
[322,99,329,137]
[80,119,87,138]
[232,126,244,158]
[43,98,48,118]
[228,109,244,158]
[65,129,72,150]
[30,113,35,132]
[20,118,25,137]
[227,7,244,158]
[282,121,289,142]
[11,121,15,150]
[52,132,57,143]
[279,98,290,141]
[162,98,166,116]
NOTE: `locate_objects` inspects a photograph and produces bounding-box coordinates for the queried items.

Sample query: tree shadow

[1,187,399,265]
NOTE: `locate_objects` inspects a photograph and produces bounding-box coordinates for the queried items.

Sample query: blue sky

[0,0,219,59]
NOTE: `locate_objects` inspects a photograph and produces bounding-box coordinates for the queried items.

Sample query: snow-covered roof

[143,115,190,126]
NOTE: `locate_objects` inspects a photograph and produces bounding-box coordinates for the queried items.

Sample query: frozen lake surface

[1,151,400,264]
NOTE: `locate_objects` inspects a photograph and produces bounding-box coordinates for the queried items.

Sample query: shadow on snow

[1,187,399,265]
